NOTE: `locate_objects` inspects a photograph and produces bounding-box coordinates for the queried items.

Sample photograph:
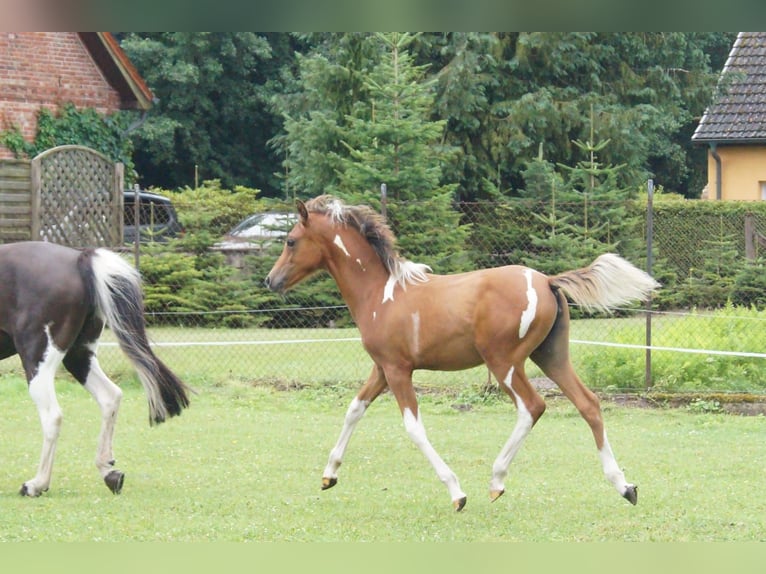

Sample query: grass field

[0,374,763,542]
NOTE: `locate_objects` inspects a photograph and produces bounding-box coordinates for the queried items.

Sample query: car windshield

[230,213,294,238]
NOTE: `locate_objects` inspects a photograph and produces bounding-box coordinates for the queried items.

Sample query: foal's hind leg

[539,361,637,504]
[19,330,66,497]
[64,342,124,494]
[531,293,637,504]
[322,365,388,491]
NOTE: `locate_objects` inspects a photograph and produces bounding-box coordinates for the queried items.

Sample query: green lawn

[0,377,763,542]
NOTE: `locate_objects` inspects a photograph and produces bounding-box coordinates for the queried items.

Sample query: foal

[0,241,190,496]
[265,196,659,510]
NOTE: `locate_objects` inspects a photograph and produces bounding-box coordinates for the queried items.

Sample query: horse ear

[296,200,309,225]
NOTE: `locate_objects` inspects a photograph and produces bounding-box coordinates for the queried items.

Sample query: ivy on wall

[0,103,137,182]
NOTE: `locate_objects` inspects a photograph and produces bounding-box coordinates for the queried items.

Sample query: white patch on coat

[333,234,351,257]
[382,275,397,303]
[519,269,538,339]
[502,366,515,391]
[372,311,377,321]
[356,258,366,271]
[411,311,420,355]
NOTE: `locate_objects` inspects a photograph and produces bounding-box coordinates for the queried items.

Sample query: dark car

[123,189,184,243]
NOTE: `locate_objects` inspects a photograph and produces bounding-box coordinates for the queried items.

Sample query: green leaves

[0,103,136,182]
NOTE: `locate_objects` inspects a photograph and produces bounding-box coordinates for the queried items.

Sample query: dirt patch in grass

[531,377,766,416]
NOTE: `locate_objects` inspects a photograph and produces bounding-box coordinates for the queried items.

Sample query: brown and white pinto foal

[0,241,190,496]
[265,195,659,511]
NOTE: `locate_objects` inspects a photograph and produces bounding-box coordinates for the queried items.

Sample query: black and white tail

[549,253,660,313]
[80,248,190,425]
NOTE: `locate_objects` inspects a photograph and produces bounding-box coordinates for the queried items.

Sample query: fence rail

[1,195,764,396]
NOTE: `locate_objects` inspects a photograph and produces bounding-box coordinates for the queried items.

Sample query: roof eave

[78,32,154,111]
[691,137,766,146]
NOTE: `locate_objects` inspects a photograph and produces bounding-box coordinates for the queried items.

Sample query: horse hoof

[105,470,125,494]
[19,483,45,497]
[489,489,505,502]
[623,484,638,505]
[454,496,467,512]
[322,477,337,490]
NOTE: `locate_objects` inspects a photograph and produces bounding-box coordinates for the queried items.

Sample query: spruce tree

[520,109,643,276]
[336,33,470,273]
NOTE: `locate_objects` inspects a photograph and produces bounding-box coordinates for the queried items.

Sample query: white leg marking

[519,269,538,339]
[83,354,123,478]
[333,234,351,257]
[411,311,420,356]
[382,275,397,303]
[323,397,370,480]
[402,408,466,504]
[490,367,534,494]
[25,329,66,496]
[599,431,632,496]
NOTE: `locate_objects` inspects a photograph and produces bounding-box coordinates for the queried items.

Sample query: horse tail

[81,248,191,425]
[548,253,659,313]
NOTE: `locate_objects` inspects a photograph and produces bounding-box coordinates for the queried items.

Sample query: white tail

[549,253,660,313]
[87,249,190,424]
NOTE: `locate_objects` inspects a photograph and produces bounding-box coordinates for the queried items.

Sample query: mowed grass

[0,374,764,542]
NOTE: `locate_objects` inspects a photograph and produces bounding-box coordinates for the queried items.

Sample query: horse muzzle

[264,273,285,293]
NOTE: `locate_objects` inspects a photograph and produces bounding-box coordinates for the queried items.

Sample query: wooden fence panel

[0,158,33,243]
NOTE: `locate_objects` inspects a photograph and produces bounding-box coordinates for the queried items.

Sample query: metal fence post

[380,183,387,220]
[133,183,141,270]
[645,179,654,390]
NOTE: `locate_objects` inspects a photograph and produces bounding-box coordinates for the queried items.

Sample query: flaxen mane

[304,195,431,288]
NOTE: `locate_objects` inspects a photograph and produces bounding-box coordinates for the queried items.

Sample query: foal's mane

[304,195,431,288]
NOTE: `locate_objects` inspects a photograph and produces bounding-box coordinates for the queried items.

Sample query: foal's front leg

[322,366,387,490]
[386,366,467,511]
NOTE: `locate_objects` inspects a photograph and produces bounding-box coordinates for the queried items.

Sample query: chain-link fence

[3,196,764,396]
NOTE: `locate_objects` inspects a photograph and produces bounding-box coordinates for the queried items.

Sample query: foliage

[414,32,736,200]
[275,32,471,274]
[167,179,262,237]
[0,103,136,181]
[136,181,346,328]
[119,32,292,194]
[651,200,766,310]
[117,32,735,199]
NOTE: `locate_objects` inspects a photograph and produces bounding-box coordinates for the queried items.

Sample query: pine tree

[519,109,643,276]
[335,33,470,272]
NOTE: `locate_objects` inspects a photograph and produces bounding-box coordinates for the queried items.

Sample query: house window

[762,182,766,200]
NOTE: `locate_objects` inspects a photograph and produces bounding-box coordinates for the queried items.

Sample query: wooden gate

[30,145,123,247]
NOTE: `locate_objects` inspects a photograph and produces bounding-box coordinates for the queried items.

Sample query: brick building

[0,32,153,159]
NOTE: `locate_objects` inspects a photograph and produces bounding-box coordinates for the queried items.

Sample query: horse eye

[286,238,296,248]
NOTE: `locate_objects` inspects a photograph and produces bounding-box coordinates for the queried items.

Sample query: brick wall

[0,32,123,159]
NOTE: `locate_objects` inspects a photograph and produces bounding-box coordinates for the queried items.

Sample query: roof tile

[692,32,766,142]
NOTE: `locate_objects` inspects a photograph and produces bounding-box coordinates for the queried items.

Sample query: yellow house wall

[705,146,766,200]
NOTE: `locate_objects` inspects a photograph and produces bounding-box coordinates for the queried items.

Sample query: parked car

[123,189,184,243]
[213,211,297,267]
[215,211,297,251]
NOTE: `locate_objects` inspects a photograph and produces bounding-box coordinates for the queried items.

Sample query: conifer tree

[519,109,643,276]
[336,33,470,272]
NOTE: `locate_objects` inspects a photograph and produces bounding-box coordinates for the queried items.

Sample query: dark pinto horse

[265,195,659,511]
[0,241,190,496]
